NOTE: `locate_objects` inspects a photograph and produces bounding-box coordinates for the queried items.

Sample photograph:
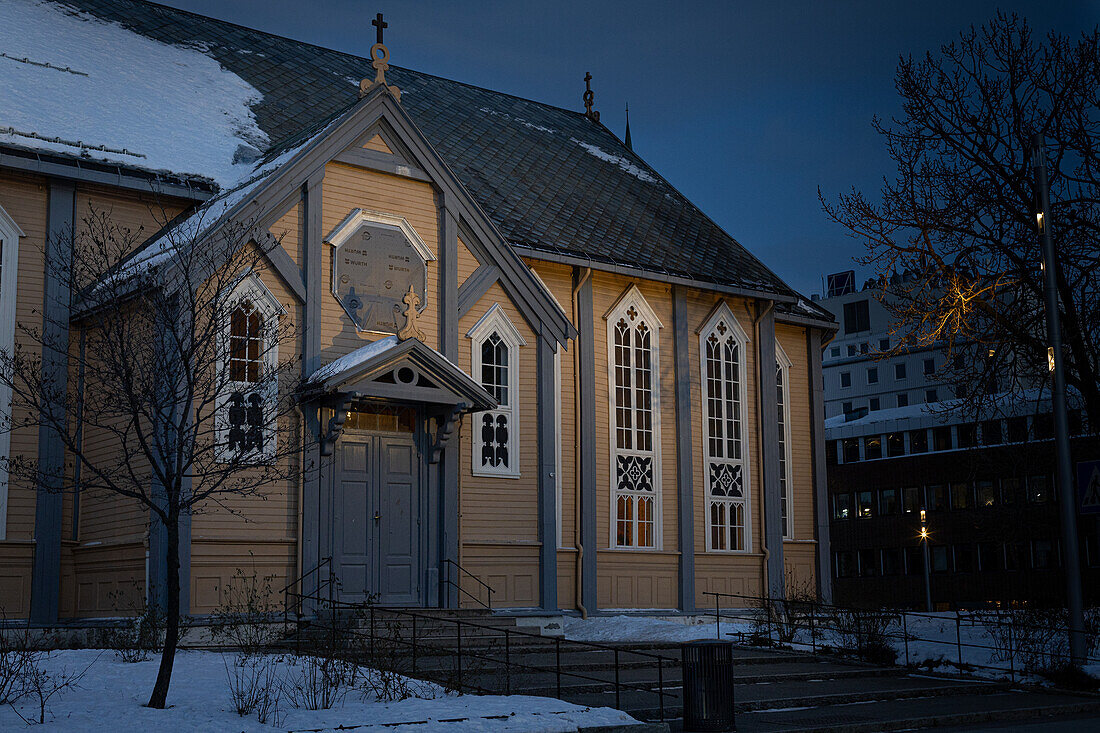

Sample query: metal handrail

[290,592,675,721]
[441,558,496,609]
[281,556,335,625]
[702,590,1100,682]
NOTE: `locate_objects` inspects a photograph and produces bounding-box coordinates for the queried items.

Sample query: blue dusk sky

[159,0,1097,296]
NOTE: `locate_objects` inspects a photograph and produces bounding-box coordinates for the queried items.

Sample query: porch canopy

[302,335,496,412]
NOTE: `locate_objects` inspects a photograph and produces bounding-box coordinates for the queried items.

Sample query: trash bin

[681,639,735,732]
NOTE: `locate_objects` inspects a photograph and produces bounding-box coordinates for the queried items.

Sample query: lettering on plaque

[331,220,428,334]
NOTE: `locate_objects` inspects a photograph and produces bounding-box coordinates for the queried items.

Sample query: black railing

[281,556,336,633]
[703,590,1099,682]
[441,558,496,610]
[291,592,676,721]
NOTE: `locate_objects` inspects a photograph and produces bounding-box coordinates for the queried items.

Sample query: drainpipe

[752,300,775,599]
[572,267,592,619]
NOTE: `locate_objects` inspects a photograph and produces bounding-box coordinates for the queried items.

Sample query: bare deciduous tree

[1,198,305,708]
[822,14,1100,424]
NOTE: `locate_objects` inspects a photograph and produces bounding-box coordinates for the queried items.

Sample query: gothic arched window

[468,304,524,477]
[219,274,283,462]
[699,303,750,552]
[777,345,794,539]
[607,286,662,549]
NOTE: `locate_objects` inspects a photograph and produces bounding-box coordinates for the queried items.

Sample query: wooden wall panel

[456,236,481,288]
[68,541,145,618]
[777,324,815,543]
[0,173,48,543]
[268,201,302,268]
[459,544,539,608]
[596,552,677,608]
[189,538,295,614]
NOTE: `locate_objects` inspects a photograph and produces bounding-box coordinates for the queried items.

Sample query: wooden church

[0,0,836,622]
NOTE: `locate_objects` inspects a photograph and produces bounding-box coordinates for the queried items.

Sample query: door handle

[374,511,381,522]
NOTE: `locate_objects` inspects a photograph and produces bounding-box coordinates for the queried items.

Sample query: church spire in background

[625,103,632,150]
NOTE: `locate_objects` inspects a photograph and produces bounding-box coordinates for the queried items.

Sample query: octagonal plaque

[326,210,434,334]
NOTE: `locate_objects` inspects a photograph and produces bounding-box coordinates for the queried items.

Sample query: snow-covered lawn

[0,650,639,732]
[563,611,1098,682]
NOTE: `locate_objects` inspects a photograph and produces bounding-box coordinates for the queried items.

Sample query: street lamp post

[920,509,932,612]
[1031,133,1086,666]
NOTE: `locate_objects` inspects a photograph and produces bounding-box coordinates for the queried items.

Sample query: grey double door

[334,432,422,606]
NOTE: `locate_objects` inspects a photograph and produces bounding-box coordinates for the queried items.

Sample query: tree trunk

[147,512,181,709]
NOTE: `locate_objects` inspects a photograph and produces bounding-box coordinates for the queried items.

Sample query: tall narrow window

[218,274,283,462]
[700,303,750,552]
[468,304,524,477]
[607,286,662,548]
[0,204,25,541]
[776,345,794,539]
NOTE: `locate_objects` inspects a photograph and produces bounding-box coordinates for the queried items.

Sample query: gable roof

[2,0,815,305]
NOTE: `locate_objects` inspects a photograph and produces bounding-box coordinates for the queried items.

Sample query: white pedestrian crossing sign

[1079,460,1100,514]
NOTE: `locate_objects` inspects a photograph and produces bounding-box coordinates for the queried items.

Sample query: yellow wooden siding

[782,542,818,595]
[456,236,480,288]
[319,163,440,363]
[268,201,302,268]
[362,134,393,154]
[777,324,815,544]
[0,173,48,543]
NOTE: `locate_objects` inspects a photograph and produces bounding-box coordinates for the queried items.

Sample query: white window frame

[215,272,284,463]
[605,285,663,550]
[0,203,25,541]
[776,343,794,540]
[467,303,525,478]
[698,301,752,553]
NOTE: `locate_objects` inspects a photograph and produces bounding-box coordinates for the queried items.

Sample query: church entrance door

[334,405,422,606]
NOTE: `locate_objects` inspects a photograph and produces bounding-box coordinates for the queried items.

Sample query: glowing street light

[919,508,932,612]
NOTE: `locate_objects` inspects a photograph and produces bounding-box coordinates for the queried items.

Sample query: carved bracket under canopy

[321,391,359,456]
[430,403,466,464]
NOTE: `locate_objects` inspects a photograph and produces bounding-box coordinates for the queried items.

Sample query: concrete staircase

[289,608,1100,732]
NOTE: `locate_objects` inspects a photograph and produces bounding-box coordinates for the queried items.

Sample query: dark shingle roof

[35,0,802,299]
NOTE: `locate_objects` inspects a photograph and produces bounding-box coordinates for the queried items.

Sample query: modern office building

[824,395,1098,609]
[814,270,955,419]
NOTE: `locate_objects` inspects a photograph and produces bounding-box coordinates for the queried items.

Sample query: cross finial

[372,12,388,44]
[359,12,401,102]
[583,71,599,122]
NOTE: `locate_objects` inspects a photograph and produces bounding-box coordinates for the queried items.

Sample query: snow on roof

[571,139,657,183]
[308,336,400,385]
[0,0,268,185]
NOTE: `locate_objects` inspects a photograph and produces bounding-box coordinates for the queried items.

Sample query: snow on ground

[0,0,268,185]
[0,650,638,732]
[563,614,754,643]
[564,612,1095,682]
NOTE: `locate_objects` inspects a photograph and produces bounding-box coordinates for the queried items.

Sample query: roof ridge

[129,0,599,122]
